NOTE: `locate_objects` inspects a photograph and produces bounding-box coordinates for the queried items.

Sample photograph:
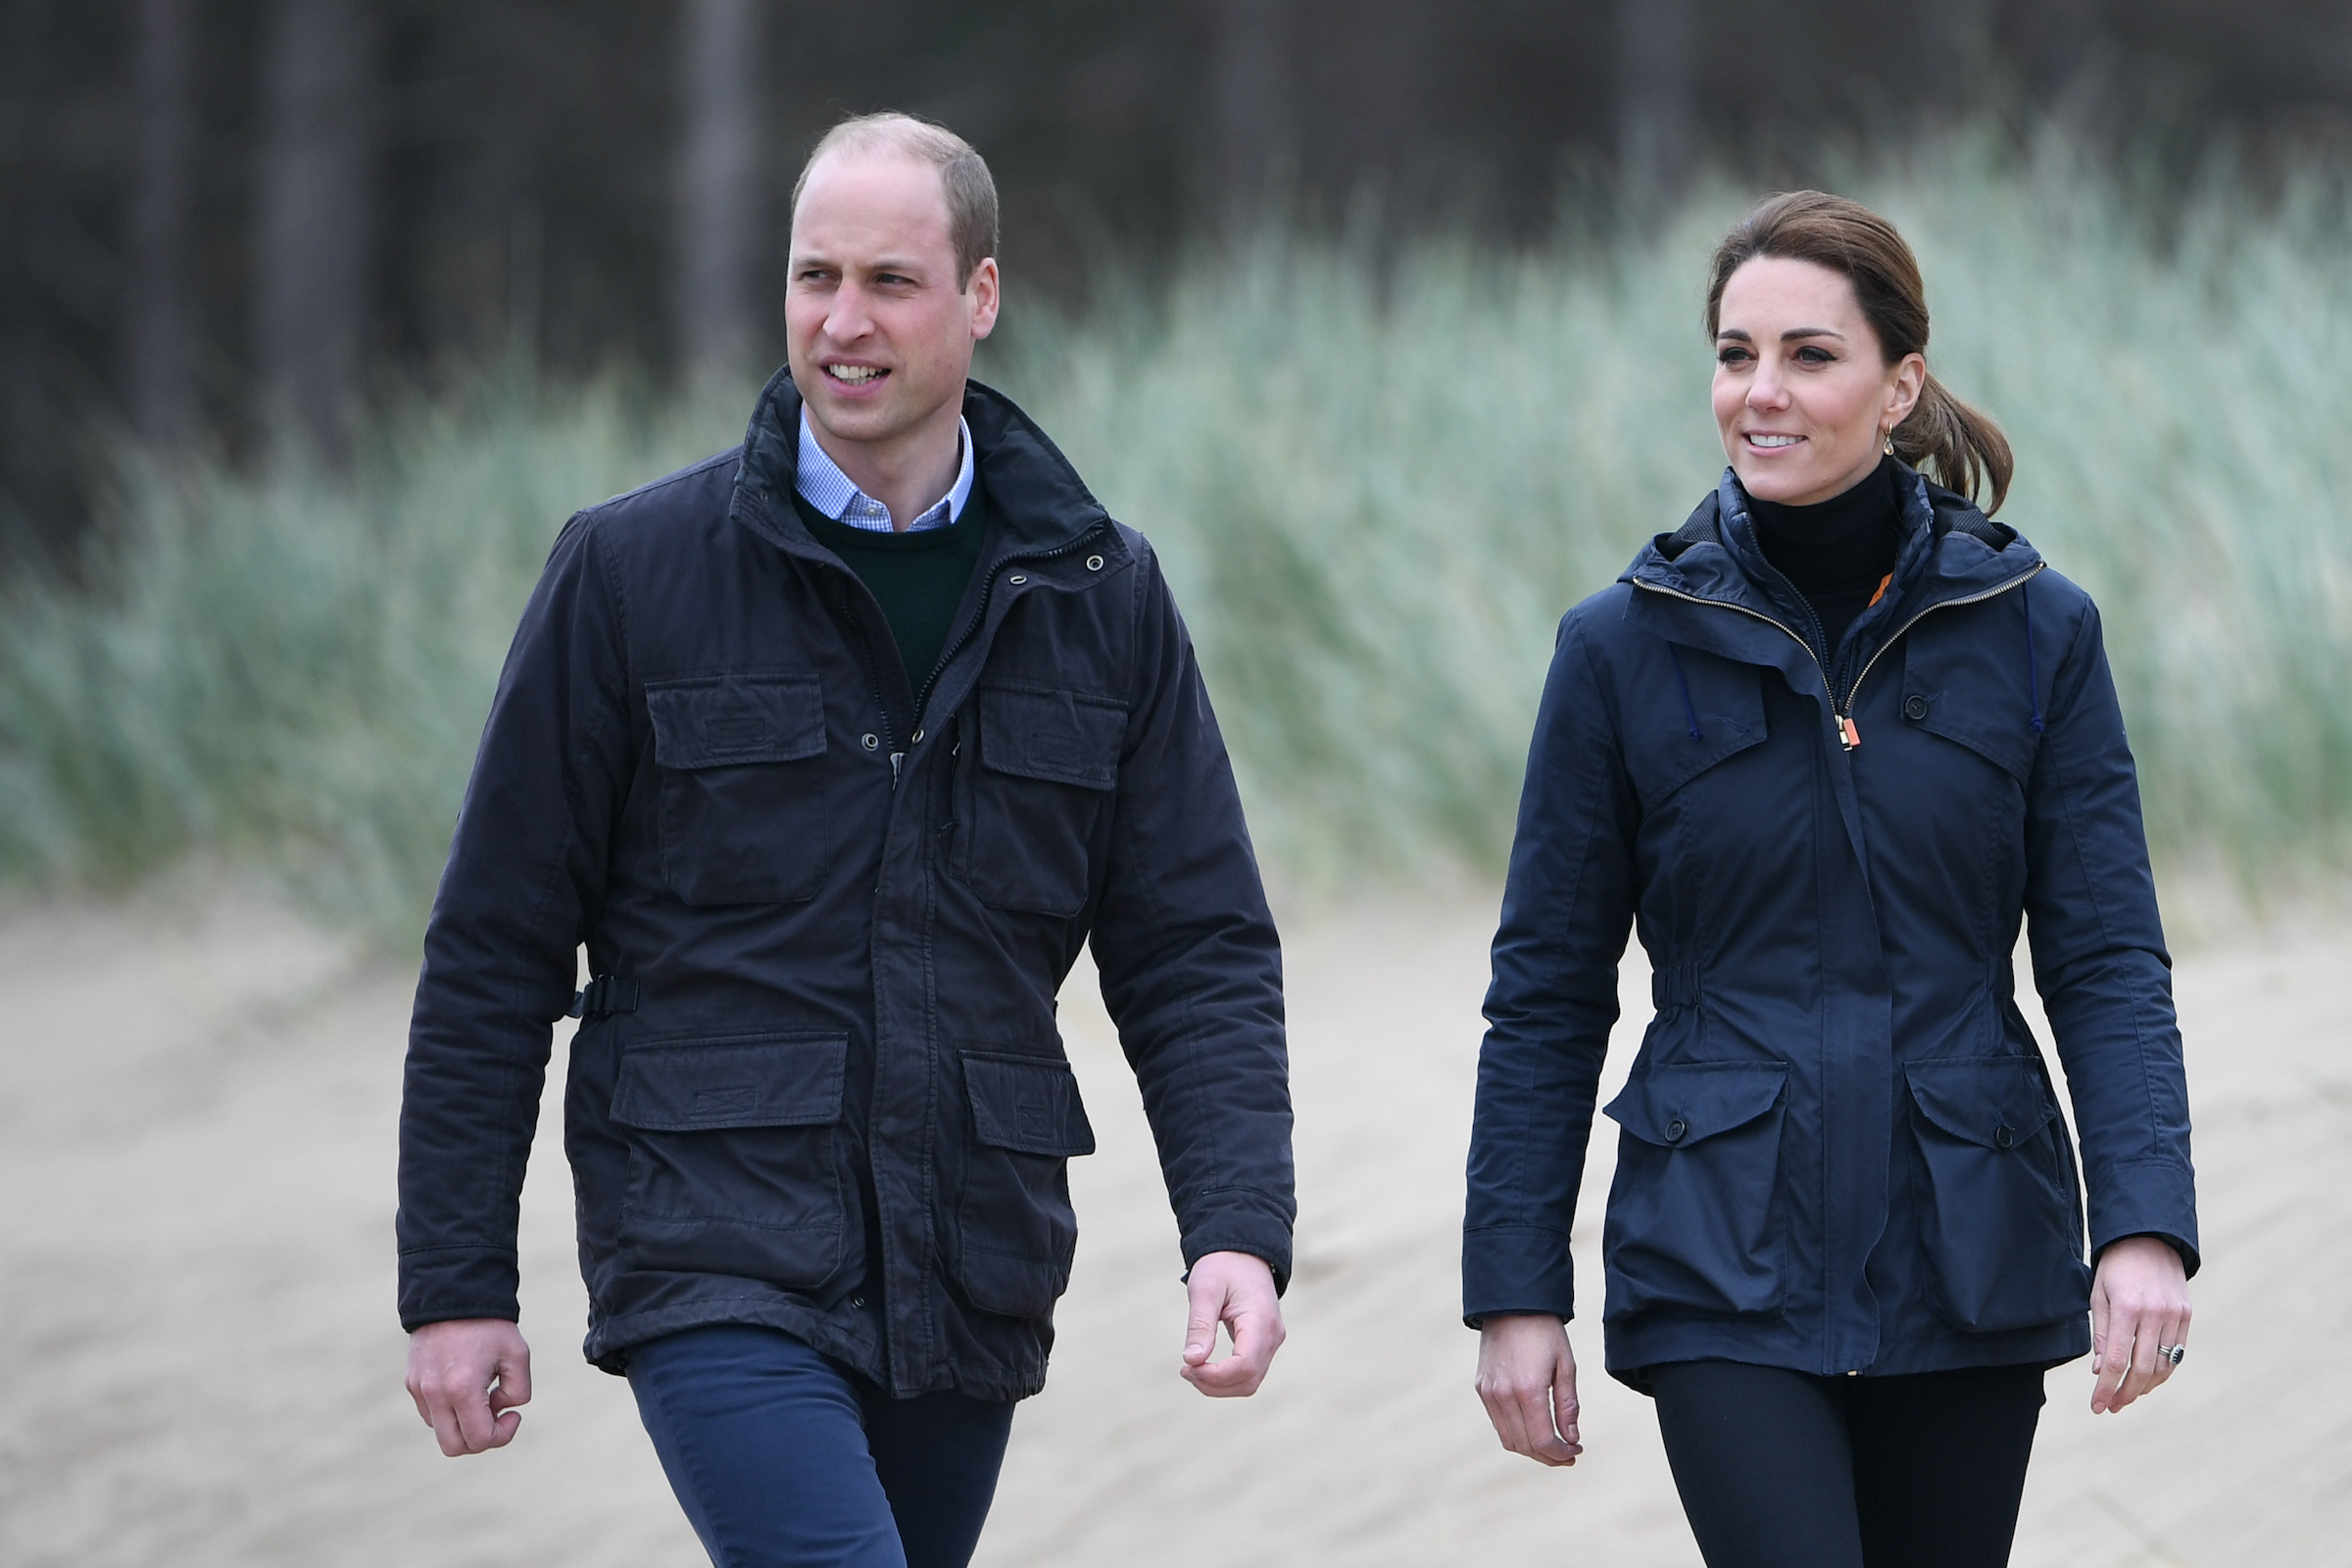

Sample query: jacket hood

[1621,464,2040,628]
[729,365,1118,562]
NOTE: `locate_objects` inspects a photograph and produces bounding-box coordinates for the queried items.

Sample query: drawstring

[1669,645,1702,741]
[2023,582,2045,735]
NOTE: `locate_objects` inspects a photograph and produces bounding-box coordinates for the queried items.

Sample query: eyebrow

[789,253,931,278]
[1716,326,1848,343]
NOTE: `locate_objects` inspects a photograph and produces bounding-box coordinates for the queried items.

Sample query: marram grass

[2,144,2345,940]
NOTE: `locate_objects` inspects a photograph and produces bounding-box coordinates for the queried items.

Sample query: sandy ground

[0,880,2344,1566]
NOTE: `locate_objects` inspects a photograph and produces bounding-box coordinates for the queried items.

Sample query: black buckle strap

[568,975,641,1020]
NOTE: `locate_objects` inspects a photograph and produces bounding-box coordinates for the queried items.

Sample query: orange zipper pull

[1838,713,1862,751]
[1867,572,1892,608]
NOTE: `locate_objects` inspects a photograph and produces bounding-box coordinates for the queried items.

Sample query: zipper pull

[1838,714,1862,751]
[890,752,905,784]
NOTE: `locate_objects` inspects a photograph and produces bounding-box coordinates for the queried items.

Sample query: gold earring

[1882,429,1895,456]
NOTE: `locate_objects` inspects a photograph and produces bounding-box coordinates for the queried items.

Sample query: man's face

[786,149,999,454]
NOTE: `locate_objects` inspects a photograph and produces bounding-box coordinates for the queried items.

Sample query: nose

[1746,361,1789,412]
[823,281,874,346]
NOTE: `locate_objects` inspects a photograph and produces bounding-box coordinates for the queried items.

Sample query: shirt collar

[796,409,974,534]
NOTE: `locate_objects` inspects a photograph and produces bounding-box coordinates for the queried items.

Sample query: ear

[967,257,1001,341]
[1886,351,1927,428]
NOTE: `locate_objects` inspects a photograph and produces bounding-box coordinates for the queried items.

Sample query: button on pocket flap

[1906,1058,2060,1150]
[612,1034,849,1131]
[1603,1062,1788,1148]
[1900,628,2040,783]
[961,1051,1097,1156]
[646,673,825,769]
[977,683,1125,790]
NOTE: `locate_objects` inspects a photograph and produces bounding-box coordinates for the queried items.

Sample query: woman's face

[1712,256,1925,507]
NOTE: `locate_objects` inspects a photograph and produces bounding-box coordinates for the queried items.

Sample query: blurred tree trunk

[1211,0,1293,220]
[256,0,376,466]
[1616,0,1695,209]
[124,0,195,451]
[674,0,761,393]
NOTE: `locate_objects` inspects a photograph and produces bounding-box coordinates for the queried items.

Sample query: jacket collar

[728,365,1121,568]
[1621,463,2041,646]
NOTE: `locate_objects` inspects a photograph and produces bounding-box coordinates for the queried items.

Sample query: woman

[1461,191,2197,1568]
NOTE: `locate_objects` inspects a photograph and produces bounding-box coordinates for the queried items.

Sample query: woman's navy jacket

[1463,466,2198,1384]
[397,371,1294,1401]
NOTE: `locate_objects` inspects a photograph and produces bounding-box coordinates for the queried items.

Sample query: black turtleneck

[1747,454,1904,660]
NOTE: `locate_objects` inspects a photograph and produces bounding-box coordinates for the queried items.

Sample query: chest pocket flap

[979,683,1125,790]
[1900,624,2041,784]
[646,672,825,769]
[1622,645,1769,812]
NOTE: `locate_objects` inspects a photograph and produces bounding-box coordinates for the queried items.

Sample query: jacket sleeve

[396,514,634,1328]
[1462,612,1638,1325]
[2022,591,2200,1273]
[1087,539,1296,1290]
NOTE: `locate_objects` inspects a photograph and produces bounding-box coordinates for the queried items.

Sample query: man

[399,113,1294,1567]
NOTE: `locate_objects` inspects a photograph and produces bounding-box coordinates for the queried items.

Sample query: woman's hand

[2089,1234,2192,1414]
[1476,1313,1583,1466]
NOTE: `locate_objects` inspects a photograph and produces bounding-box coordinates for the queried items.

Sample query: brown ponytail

[1705,191,2015,514]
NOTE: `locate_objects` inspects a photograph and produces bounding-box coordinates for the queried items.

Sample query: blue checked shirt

[795,409,975,533]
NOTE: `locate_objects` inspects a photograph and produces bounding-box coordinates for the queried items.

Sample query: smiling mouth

[1745,432,1803,450]
[824,365,887,386]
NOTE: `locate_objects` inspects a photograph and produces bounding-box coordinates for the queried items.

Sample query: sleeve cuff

[398,1245,522,1331]
[1463,1224,1576,1326]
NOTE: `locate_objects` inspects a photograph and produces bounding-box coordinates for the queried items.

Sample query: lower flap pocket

[612,1034,849,1131]
[949,1050,1092,1320]
[1905,1056,2086,1333]
[1599,1062,1792,1322]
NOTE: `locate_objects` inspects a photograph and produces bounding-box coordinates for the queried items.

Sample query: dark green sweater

[793,480,989,692]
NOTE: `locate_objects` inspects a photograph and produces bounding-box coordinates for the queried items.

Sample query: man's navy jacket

[1465,467,2198,1385]
[398,370,1295,1401]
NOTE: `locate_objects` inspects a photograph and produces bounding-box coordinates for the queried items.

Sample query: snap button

[860,733,879,752]
[1007,572,1028,585]
[1086,554,1104,571]
[911,728,924,744]
[1904,694,1930,721]
[1993,1123,2014,1149]
[850,1295,866,1309]
[1664,1117,1689,1143]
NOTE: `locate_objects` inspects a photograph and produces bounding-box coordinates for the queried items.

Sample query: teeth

[827,366,883,384]
[1749,434,1801,449]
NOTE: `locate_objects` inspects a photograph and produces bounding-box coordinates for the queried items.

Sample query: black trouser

[1649,1359,2046,1568]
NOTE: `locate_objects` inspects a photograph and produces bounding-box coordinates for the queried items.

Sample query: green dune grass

[4,140,2346,940]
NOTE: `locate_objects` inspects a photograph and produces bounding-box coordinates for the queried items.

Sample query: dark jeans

[627,1324,1017,1568]
[1649,1359,2047,1568]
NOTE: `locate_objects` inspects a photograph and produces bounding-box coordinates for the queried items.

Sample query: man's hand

[1180,1250,1286,1396]
[407,1318,533,1455]
[2089,1235,2192,1414]
[1476,1313,1582,1466]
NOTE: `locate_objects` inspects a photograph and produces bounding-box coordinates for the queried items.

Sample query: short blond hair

[791,112,999,285]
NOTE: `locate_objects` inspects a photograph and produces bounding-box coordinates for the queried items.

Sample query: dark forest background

[5,0,2351,570]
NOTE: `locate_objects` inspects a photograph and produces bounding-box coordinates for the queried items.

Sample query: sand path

[0,885,2341,1565]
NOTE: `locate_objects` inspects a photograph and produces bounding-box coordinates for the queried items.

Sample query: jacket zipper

[1632,561,2043,751]
[825,523,1109,789]
[911,524,1107,723]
